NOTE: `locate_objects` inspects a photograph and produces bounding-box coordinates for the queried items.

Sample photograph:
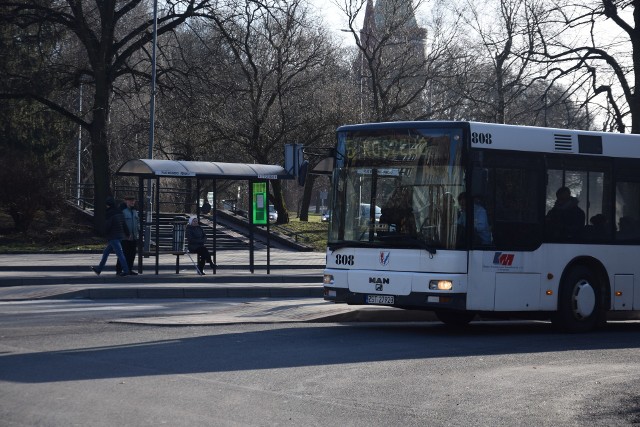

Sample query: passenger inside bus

[380,186,416,237]
[545,186,585,240]
[617,216,640,240]
[456,192,492,245]
[585,213,608,240]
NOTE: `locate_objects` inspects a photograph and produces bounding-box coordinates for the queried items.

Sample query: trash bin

[172,217,186,252]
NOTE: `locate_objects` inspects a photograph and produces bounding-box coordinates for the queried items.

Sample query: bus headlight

[323,274,334,285]
[429,280,453,290]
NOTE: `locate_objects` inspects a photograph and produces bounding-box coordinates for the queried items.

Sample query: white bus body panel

[614,275,634,310]
[328,244,640,313]
[469,122,640,157]
[466,244,640,312]
[467,250,546,311]
[326,248,468,296]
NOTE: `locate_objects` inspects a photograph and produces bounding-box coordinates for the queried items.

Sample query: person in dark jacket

[546,186,585,240]
[186,216,214,275]
[92,197,133,276]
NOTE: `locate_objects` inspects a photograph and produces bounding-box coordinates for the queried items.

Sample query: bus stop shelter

[115,159,291,275]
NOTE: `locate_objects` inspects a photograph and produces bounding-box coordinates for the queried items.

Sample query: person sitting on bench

[186,216,215,275]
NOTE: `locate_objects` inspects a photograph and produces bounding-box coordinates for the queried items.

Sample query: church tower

[355,0,427,121]
[362,0,426,53]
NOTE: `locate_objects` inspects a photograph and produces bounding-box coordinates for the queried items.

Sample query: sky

[307,0,363,46]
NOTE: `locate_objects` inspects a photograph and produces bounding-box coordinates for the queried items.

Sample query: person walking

[116,195,139,275]
[92,197,132,276]
[186,216,215,275]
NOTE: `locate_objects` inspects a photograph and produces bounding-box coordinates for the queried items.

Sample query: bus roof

[336,121,640,158]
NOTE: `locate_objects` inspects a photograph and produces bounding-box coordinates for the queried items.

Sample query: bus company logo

[379,251,390,265]
[493,252,515,266]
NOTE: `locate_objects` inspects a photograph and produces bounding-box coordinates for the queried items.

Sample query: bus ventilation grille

[554,134,573,152]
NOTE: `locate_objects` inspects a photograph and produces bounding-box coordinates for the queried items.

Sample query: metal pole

[137,177,144,274]
[149,0,158,159]
[249,180,254,274]
[360,51,364,122]
[145,0,158,253]
[266,181,270,275]
[76,82,83,205]
[213,179,217,274]
[155,177,160,275]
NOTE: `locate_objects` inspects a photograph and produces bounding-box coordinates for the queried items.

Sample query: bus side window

[616,182,640,241]
[490,167,542,249]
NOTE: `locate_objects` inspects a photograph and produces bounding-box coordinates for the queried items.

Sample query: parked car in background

[268,205,278,222]
[360,203,381,223]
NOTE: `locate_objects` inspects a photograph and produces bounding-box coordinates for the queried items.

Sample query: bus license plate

[367,295,394,305]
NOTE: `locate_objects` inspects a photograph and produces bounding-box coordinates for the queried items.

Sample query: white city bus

[322,121,640,332]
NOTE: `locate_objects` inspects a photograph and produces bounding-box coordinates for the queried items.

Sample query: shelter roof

[116,159,290,180]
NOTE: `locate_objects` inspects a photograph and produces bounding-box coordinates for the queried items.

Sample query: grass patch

[275,213,328,252]
[0,207,103,253]
[0,207,329,254]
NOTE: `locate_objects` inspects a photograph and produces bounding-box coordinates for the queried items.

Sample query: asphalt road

[1,299,640,426]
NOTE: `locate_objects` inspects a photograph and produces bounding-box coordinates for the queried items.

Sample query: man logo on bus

[379,251,390,266]
[493,252,515,266]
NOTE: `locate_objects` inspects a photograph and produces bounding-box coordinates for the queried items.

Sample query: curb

[0,273,323,287]
[37,286,324,301]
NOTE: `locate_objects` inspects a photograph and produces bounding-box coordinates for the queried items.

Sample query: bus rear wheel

[552,266,604,333]
[435,310,475,327]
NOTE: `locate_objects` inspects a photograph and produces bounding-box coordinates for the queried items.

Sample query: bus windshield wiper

[377,234,437,255]
[328,241,378,252]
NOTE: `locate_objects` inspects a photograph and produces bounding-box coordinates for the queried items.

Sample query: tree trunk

[299,174,316,221]
[89,103,111,235]
[270,180,289,224]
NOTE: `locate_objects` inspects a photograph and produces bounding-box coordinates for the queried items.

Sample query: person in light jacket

[116,195,139,275]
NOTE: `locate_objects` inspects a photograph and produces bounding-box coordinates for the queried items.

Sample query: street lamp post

[340,28,365,122]
[149,0,158,159]
[76,82,83,206]
[145,0,158,253]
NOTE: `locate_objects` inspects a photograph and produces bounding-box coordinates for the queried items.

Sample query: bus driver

[456,192,492,245]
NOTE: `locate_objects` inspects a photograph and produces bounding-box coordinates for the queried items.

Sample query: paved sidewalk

[0,249,439,324]
[0,249,326,300]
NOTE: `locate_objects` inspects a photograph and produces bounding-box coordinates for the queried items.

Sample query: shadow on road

[1,320,639,384]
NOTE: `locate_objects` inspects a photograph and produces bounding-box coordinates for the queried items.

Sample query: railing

[270,223,311,243]
[62,181,94,210]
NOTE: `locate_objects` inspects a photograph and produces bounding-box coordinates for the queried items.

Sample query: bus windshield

[328,126,465,250]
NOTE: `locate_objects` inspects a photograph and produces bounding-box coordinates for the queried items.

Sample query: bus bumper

[323,286,466,311]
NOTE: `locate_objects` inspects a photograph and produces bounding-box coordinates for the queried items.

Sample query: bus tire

[435,310,475,327]
[552,265,604,333]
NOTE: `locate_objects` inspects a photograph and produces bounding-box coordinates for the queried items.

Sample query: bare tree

[529,0,639,133]
[454,0,539,123]
[199,0,334,223]
[0,0,212,229]
[335,0,462,122]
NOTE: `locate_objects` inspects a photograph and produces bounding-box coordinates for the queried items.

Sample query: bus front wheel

[552,266,604,333]
[435,310,475,327]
